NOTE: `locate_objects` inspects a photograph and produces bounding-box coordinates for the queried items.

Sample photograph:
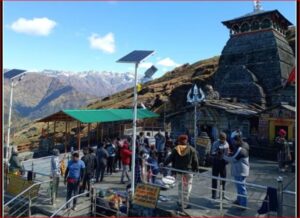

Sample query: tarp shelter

[37,109,159,123]
[36,109,159,151]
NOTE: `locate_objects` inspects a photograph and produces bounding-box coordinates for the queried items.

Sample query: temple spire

[253,0,262,12]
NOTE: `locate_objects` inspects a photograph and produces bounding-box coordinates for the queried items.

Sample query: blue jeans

[234,176,247,207]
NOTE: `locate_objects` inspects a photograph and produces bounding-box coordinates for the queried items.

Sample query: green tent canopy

[37,109,159,123]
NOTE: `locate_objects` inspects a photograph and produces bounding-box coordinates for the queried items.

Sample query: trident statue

[187,84,205,147]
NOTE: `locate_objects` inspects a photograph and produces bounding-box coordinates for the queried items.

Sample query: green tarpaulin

[37,109,159,123]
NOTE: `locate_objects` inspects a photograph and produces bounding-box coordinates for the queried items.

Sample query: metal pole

[6,80,14,162]
[88,123,91,147]
[28,194,32,217]
[181,175,184,211]
[277,176,283,217]
[96,123,99,142]
[131,62,139,198]
[163,103,166,131]
[77,122,81,151]
[194,104,197,147]
[51,179,55,205]
[219,183,223,215]
[65,122,68,153]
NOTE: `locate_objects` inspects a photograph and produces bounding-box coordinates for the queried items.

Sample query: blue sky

[4,1,296,78]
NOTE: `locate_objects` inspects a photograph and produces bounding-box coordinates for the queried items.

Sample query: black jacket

[82,154,95,175]
[164,145,199,172]
[96,148,109,166]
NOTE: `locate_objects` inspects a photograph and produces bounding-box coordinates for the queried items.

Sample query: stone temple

[213,7,295,107]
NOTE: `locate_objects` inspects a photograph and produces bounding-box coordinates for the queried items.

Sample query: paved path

[29,156,295,217]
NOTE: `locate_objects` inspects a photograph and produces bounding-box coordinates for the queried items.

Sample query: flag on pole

[137,83,142,92]
[286,67,295,85]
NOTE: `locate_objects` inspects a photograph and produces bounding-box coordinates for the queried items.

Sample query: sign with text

[124,127,143,136]
[132,183,160,209]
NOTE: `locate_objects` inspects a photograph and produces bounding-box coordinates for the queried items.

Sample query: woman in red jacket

[120,141,132,184]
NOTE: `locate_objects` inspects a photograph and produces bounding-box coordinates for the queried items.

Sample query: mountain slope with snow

[3,70,137,132]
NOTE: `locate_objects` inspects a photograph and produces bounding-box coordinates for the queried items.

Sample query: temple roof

[222,10,293,28]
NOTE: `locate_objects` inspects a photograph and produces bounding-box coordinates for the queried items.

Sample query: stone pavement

[30,156,296,217]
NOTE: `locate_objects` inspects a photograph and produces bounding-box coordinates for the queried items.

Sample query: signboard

[6,173,40,198]
[124,127,143,136]
[132,183,160,209]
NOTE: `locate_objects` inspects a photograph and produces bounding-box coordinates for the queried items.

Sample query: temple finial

[253,0,262,12]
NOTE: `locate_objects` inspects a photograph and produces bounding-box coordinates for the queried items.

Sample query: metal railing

[143,162,295,217]
[4,178,53,217]
[50,181,127,218]
[50,191,91,217]
[92,193,126,217]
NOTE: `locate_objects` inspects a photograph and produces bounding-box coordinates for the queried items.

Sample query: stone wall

[214,29,295,106]
[169,107,251,142]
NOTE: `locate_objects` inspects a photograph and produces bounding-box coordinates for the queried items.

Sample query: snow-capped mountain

[32,70,138,97]
[3,69,139,126]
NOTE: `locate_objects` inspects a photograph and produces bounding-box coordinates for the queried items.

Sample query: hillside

[87,56,219,112]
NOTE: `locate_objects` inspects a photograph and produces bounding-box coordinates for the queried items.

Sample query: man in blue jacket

[223,135,250,209]
[64,152,85,210]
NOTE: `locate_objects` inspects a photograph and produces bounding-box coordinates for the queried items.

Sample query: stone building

[214,9,295,107]
[167,6,295,153]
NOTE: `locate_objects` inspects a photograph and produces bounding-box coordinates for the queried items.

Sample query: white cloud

[157,57,180,67]
[139,62,153,69]
[88,33,115,54]
[10,17,57,36]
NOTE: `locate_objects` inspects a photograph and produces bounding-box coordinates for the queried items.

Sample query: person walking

[223,135,250,209]
[64,152,85,210]
[162,135,199,210]
[134,147,144,187]
[89,147,98,178]
[139,132,146,149]
[155,130,166,163]
[210,132,229,199]
[9,147,23,175]
[50,149,61,205]
[114,138,122,171]
[79,147,94,195]
[120,141,132,184]
[96,143,109,182]
[106,141,116,175]
[275,129,291,172]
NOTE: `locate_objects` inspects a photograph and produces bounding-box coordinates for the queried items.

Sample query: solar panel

[4,69,26,80]
[144,65,158,78]
[117,50,154,63]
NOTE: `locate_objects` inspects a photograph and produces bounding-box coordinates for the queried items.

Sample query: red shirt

[121,147,132,165]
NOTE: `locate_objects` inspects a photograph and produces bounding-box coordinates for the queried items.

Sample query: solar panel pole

[116,50,155,198]
[131,62,138,198]
[6,80,14,163]
[4,69,26,165]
